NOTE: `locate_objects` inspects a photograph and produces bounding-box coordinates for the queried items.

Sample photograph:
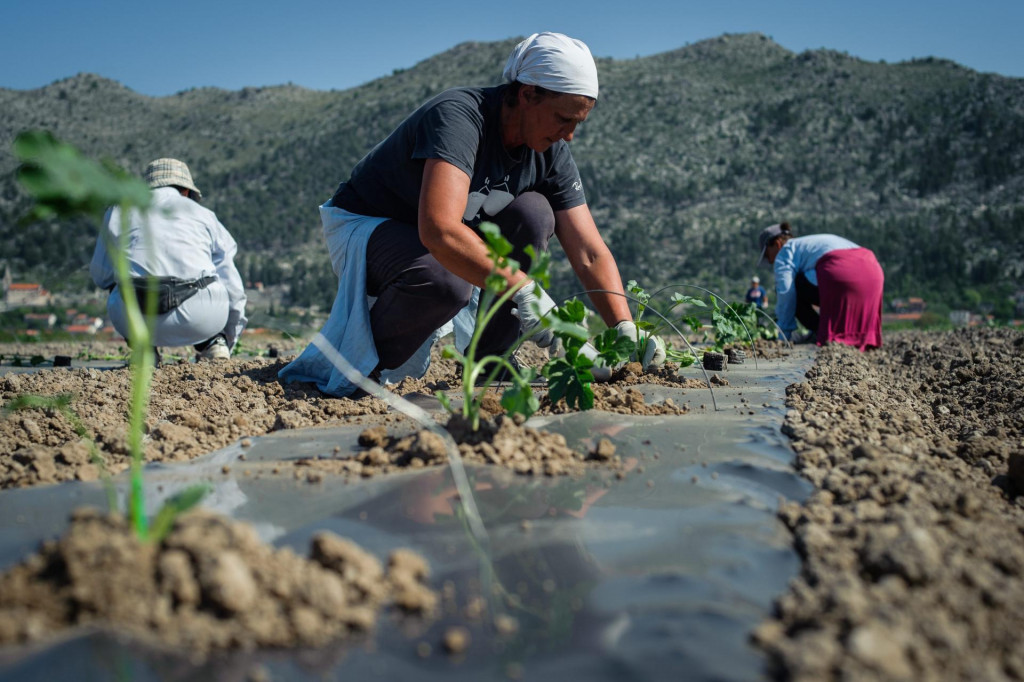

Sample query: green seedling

[14,130,208,541]
[541,299,602,410]
[437,222,610,428]
[626,280,701,366]
[4,391,210,540]
[439,223,546,431]
[727,302,779,343]
[75,348,129,362]
[708,297,744,351]
[230,339,260,357]
[642,282,777,367]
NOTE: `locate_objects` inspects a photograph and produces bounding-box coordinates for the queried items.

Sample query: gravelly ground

[753,327,1024,681]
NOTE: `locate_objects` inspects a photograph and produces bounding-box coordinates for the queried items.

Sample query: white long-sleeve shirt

[90,186,247,349]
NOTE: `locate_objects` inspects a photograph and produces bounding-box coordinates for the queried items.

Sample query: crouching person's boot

[195,334,230,362]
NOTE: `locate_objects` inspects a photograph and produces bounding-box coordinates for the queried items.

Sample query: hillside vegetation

[2,33,1022,313]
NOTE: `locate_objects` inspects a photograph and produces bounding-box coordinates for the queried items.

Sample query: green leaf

[626,280,650,306]
[479,221,512,258]
[670,292,706,308]
[543,357,595,411]
[148,484,210,541]
[543,299,590,343]
[545,316,589,342]
[525,245,551,289]
[14,130,151,223]
[593,328,635,366]
[682,314,703,334]
[553,298,587,324]
[501,382,539,419]
[485,273,507,294]
[436,391,452,413]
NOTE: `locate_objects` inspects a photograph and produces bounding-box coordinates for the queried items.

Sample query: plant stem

[111,207,156,539]
[462,284,525,430]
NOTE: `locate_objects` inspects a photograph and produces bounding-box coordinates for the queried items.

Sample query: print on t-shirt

[463,175,514,222]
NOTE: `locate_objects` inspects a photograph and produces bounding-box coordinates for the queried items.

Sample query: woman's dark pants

[795,272,820,333]
[364,192,555,372]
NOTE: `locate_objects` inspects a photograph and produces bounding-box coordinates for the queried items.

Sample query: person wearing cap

[745,275,767,309]
[90,158,248,362]
[756,222,883,349]
[280,32,665,396]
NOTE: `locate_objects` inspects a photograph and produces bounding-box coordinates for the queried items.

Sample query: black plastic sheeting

[0,350,815,682]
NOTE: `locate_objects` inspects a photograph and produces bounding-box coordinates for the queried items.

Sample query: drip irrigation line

[562,289,720,411]
[649,283,759,370]
[309,333,491,549]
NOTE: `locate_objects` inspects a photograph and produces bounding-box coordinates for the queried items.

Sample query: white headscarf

[502,32,599,100]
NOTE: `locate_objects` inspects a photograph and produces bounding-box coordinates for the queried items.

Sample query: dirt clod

[0,508,436,655]
[442,625,471,654]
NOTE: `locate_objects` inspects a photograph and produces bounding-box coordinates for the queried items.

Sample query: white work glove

[614,320,667,368]
[578,341,613,383]
[511,280,556,348]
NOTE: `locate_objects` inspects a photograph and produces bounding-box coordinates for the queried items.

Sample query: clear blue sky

[3,0,1021,96]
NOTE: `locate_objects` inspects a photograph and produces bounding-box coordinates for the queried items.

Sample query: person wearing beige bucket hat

[143,158,203,200]
[90,158,247,362]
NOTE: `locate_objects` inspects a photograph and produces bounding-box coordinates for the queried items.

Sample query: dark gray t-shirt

[330,85,587,227]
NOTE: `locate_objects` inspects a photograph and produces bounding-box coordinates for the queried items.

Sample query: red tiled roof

[882,313,923,321]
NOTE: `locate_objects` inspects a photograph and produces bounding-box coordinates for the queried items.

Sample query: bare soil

[0,337,714,658]
[0,340,710,489]
[21,330,1021,676]
[753,327,1024,681]
[0,507,436,655]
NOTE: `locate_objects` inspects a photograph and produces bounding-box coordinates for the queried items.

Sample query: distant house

[66,316,104,334]
[23,312,57,329]
[5,282,52,307]
[949,310,972,327]
[883,296,927,324]
[70,313,101,327]
[890,297,926,314]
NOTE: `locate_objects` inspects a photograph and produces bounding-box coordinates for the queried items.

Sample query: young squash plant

[728,301,778,343]
[625,280,701,366]
[438,222,564,431]
[13,130,208,541]
[541,298,636,410]
[438,223,637,428]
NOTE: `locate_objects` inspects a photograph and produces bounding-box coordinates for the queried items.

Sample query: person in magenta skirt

[756,222,883,350]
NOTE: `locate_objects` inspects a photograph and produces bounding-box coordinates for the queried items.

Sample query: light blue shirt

[773,234,859,338]
[278,203,476,397]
